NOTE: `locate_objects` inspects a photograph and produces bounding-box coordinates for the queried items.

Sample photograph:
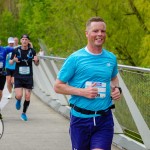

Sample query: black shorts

[0,75,6,90]
[14,77,34,89]
[6,68,15,77]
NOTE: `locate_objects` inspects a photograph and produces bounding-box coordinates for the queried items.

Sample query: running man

[0,44,14,115]
[54,17,122,150]
[5,37,15,99]
[9,34,39,121]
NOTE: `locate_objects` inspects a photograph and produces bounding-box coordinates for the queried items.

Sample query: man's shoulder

[15,46,21,50]
[70,47,86,56]
[5,46,14,53]
[15,47,35,52]
[0,46,4,51]
[30,47,36,52]
[103,48,116,58]
[0,47,5,54]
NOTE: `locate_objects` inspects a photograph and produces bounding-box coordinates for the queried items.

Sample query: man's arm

[54,79,98,99]
[9,59,14,65]
[111,76,122,101]
[9,49,20,65]
[111,76,119,87]
[33,55,39,66]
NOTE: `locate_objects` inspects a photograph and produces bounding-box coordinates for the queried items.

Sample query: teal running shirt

[5,46,16,70]
[57,47,118,118]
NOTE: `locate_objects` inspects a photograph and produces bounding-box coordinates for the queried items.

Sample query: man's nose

[98,30,102,35]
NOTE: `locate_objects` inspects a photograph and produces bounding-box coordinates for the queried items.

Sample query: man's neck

[86,44,103,54]
[21,46,28,50]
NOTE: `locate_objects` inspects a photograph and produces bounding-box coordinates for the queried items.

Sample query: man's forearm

[54,83,82,96]
[111,76,119,87]
[9,59,14,65]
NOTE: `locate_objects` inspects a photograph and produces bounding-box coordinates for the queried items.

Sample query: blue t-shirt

[5,46,16,70]
[57,47,118,118]
[0,46,14,70]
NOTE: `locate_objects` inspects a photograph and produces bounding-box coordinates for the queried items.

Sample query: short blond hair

[86,17,105,31]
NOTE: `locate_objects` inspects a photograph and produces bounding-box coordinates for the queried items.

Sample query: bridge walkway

[0,86,120,150]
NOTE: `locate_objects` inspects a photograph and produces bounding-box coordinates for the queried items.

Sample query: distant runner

[9,34,39,121]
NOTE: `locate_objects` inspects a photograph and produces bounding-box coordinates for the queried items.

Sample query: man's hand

[82,83,98,99]
[111,86,121,101]
[33,56,39,66]
[9,55,20,64]
[13,55,20,63]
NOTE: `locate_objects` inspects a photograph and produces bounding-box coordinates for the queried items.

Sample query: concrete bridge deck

[0,87,120,150]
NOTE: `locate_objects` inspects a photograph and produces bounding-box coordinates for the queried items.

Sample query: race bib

[85,81,106,98]
[0,62,3,68]
[19,66,30,75]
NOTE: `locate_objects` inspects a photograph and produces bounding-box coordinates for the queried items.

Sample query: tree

[0,0,150,67]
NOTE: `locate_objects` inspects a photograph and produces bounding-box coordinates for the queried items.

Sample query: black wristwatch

[115,86,122,94]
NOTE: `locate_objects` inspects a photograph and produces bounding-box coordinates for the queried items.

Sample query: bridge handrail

[40,55,150,72]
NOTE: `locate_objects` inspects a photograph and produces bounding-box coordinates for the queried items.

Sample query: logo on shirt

[106,62,111,67]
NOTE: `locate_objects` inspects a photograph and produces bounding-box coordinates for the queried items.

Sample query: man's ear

[85,31,88,38]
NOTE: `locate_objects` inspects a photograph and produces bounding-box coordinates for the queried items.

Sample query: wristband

[115,86,122,94]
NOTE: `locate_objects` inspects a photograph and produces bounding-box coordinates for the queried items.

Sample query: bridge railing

[33,56,150,150]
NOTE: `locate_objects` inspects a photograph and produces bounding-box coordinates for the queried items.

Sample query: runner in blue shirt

[5,37,16,99]
[0,46,14,107]
[54,17,122,150]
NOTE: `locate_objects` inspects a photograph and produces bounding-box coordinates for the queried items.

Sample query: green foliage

[138,35,150,67]
[0,10,15,43]
[0,0,150,66]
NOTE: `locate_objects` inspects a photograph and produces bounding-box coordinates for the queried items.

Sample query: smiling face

[86,21,106,53]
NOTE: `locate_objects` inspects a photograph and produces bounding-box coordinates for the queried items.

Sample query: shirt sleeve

[10,49,17,60]
[6,47,14,54]
[111,56,118,79]
[57,56,76,83]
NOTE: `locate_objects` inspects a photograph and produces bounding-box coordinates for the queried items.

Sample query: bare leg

[6,76,13,99]
[15,88,23,100]
[6,76,13,93]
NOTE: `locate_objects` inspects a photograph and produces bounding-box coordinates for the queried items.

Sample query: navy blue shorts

[0,75,6,90]
[70,110,114,150]
[14,77,33,89]
[6,68,15,77]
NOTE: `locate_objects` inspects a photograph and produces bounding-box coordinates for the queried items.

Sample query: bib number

[85,81,106,98]
[19,66,30,75]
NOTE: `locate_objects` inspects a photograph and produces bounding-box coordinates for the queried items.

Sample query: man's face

[8,43,14,47]
[86,21,106,48]
[20,38,29,47]
[14,38,19,45]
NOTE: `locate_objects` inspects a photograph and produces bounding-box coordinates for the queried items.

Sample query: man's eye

[101,30,106,33]
[93,30,98,33]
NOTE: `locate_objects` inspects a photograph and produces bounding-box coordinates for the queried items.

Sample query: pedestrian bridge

[1,55,150,150]
[33,56,150,150]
